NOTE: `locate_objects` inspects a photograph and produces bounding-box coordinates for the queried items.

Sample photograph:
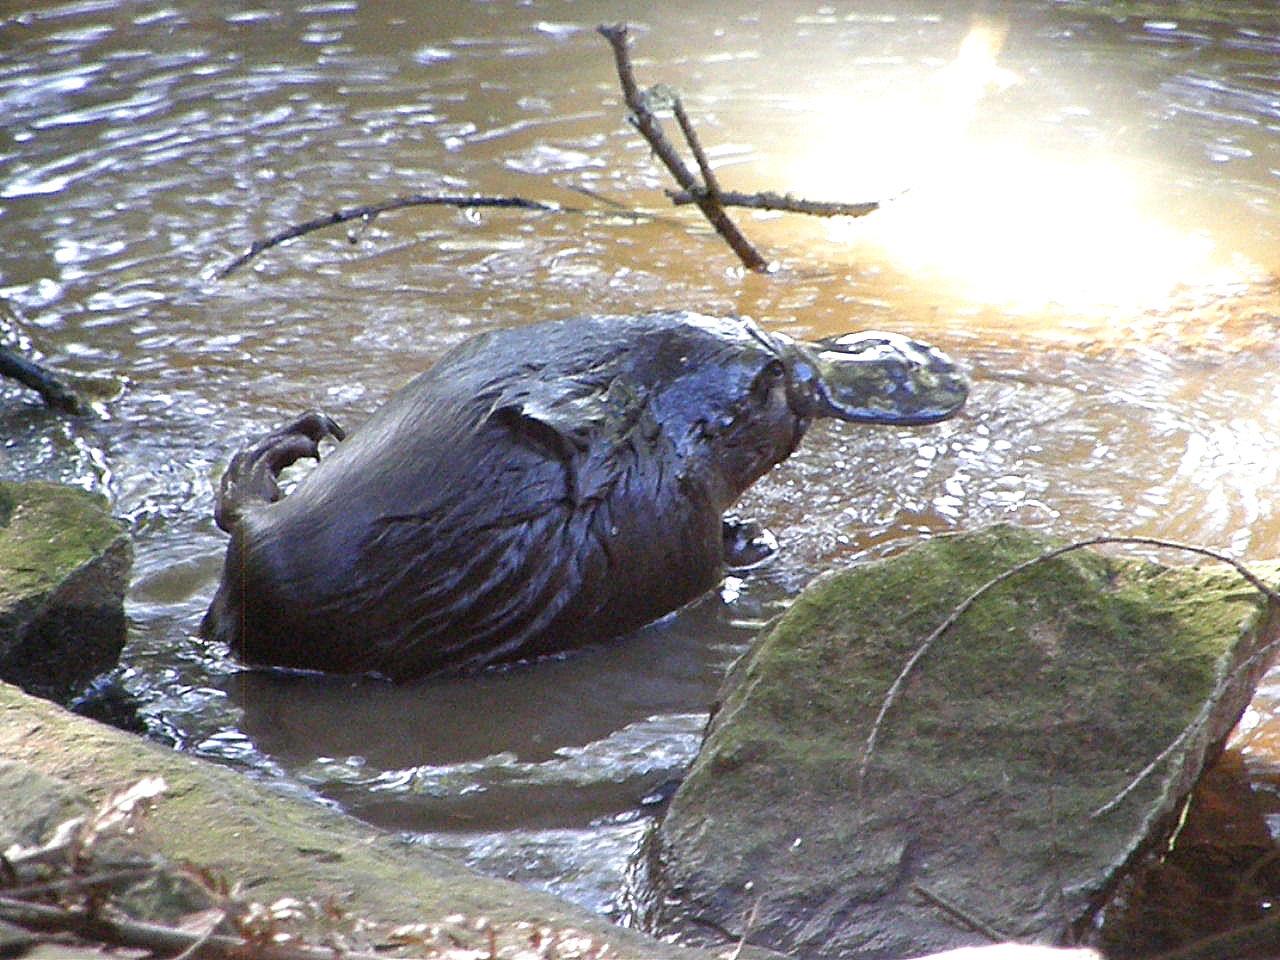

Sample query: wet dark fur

[203,312,810,680]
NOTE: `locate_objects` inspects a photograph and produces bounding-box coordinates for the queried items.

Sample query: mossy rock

[0,481,131,702]
[0,680,739,960]
[0,758,90,851]
[628,524,1280,959]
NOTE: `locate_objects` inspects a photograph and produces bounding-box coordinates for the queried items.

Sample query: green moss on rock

[0,481,131,701]
[0,758,90,850]
[0,482,123,599]
[631,525,1280,959]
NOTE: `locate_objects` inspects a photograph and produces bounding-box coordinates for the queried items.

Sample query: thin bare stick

[171,910,227,960]
[727,896,762,960]
[911,882,1008,942]
[563,184,664,220]
[3,866,158,899]
[858,536,1280,792]
[214,193,562,279]
[1089,708,1204,820]
[0,895,414,960]
[671,97,722,201]
[597,23,770,273]
[1090,624,1280,820]
[668,188,879,218]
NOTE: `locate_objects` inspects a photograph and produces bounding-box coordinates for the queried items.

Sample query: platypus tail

[213,410,345,532]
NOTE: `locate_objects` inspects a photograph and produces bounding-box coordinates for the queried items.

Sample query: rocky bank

[627,525,1280,958]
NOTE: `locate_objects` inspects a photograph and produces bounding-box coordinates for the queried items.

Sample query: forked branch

[597,23,770,272]
[213,24,884,279]
[597,22,881,272]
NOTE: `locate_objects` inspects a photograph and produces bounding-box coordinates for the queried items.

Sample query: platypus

[201,311,966,681]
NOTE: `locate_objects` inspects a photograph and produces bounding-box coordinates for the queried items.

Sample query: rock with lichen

[0,758,90,852]
[625,524,1280,959]
[0,680,746,960]
[0,480,131,703]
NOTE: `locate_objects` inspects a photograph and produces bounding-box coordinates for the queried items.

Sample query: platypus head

[650,315,967,509]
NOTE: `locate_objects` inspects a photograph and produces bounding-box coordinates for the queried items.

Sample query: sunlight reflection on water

[781,20,1270,314]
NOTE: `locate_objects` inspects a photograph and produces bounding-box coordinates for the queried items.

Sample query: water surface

[2,0,1279,916]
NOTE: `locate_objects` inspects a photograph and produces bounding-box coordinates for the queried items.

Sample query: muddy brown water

[3,0,1280,921]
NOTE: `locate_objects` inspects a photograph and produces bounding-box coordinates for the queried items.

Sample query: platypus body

[202,311,966,681]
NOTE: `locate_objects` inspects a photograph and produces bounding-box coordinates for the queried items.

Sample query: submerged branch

[214,193,562,279]
[0,344,85,415]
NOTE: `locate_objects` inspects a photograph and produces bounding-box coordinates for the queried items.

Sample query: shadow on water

[3,0,1280,929]
[229,594,743,799]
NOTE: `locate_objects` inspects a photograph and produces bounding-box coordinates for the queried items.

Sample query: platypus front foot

[722,515,778,570]
[214,410,345,532]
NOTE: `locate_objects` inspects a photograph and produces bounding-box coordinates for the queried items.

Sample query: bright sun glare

[789,23,1263,315]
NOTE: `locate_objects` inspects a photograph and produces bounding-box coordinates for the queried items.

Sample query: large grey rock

[0,758,89,851]
[0,480,131,702]
[0,680,737,960]
[628,524,1280,959]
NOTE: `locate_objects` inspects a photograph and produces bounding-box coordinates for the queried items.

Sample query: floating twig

[598,23,771,272]
[214,193,562,279]
[667,188,879,219]
[213,26,886,281]
[857,536,1280,793]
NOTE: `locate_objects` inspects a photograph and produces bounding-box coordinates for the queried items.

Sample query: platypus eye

[751,359,787,405]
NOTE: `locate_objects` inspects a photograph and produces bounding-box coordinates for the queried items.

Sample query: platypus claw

[722,515,779,571]
[214,410,345,532]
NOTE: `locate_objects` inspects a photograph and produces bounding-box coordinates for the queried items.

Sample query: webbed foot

[722,515,779,571]
[214,410,345,532]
